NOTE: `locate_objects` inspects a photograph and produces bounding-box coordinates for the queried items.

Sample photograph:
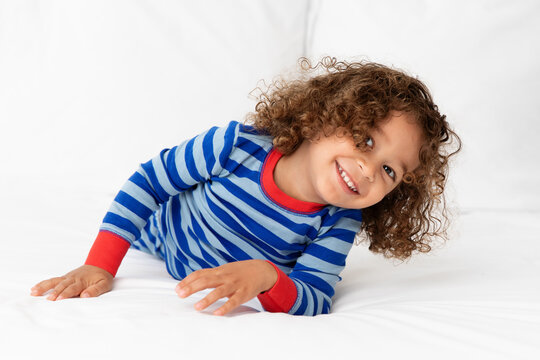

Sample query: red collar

[260,148,326,214]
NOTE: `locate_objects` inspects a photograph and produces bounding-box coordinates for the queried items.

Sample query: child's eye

[365,137,374,148]
[383,165,395,180]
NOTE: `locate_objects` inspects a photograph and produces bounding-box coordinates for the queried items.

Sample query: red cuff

[84,231,131,277]
[257,260,297,313]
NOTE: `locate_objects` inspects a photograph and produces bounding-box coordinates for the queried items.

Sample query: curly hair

[245,56,461,260]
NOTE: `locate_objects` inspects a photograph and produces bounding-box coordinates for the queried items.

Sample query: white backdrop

[307,0,540,212]
[2,1,539,212]
[0,0,308,198]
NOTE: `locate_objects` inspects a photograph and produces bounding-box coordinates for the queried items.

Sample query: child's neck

[273,142,319,204]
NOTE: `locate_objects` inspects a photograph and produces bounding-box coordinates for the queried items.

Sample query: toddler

[31,57,461,316]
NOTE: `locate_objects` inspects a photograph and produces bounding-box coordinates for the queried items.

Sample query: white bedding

[1,185,539,358]
[1,1,539,359]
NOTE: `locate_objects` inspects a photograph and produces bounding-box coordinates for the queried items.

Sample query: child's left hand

[175,259,277,316]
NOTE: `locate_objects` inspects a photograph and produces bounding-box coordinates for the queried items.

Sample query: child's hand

[175,259,277,316]
[30,265,114,301]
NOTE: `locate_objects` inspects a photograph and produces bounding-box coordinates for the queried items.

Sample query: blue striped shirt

[99,121,362,315]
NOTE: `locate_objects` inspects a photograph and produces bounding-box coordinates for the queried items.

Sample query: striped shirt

[85,121,362,316]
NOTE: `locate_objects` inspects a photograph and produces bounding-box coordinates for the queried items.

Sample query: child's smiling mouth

[336,161,359,194]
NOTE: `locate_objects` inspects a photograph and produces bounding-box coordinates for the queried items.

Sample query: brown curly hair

[245,56,461,260]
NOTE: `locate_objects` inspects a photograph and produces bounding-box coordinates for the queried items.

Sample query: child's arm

[84,122,239,276]
[31,265,113,300]
[176,209,362,316]
[30,122,240,300]
[279,209,362,315]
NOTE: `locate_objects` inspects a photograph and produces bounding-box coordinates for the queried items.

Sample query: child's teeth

[338,165,357,192]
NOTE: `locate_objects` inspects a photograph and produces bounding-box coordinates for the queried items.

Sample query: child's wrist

[258,259,278,293]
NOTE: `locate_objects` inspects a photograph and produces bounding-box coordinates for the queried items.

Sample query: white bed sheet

[1,181,539,359]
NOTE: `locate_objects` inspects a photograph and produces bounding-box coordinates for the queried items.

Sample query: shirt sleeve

[85,121,240,276]
[258,208,362,316]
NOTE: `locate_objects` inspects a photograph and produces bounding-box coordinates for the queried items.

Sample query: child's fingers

[176,268,212,289]
[80,279,112,298]
[30,277,63,296]
[213,293,245,316]
[47,278,75,301]
[194,286,231,311]
[176,269,219,297]
[55,282,85,300]
[177,275,222,298]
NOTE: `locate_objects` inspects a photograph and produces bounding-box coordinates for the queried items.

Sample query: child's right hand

[30,265,114,301]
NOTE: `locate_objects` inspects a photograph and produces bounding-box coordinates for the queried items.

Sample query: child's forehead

[311,111,423,143]
[370,112,421,133]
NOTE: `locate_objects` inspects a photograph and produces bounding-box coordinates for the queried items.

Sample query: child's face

[288,111,423,209]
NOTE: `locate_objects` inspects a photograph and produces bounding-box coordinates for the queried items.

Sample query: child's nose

[364,167,375,183]
[358,160,375,183]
